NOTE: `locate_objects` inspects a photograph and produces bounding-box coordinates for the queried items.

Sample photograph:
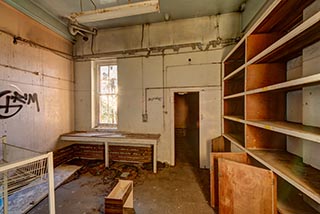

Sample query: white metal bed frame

[0,136,55,214]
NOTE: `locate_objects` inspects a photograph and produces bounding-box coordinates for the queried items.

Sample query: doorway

[174,92,199,167]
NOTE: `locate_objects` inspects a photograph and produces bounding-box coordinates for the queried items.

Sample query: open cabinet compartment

[224,96,244,119]
[224,41,245,78]
[277,176,320,214]
[223,119,245,147]
[245,124,320,211]
[247,0,316,62]
[224,69,245,96]
[246,92,286,121]
[246,63,286,91]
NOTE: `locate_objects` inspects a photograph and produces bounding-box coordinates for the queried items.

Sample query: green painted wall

[4,0,73,41]
[241,0,267,31]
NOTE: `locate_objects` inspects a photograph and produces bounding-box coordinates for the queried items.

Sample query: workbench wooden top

[60,131,160,140]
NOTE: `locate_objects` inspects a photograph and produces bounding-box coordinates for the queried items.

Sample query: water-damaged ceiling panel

[30,0,246,29]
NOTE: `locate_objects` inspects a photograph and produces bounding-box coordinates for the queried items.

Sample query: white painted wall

[117,51,223,165]
[0,2,74,155]
[302,41,320,170]
[74,13,241,165]
[286,56,303,157]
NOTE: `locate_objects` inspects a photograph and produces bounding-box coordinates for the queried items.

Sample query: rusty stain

[70,1,159,19]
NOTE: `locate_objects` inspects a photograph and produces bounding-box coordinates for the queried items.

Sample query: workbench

[60,131,160,173]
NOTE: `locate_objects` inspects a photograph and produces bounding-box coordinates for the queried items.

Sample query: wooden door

[210,152,248,208]
[218,158,277,214]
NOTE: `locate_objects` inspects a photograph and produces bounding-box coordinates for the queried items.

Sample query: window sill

[93,126,118,132]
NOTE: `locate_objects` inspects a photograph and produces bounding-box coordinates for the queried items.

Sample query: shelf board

[224,92,245,100]
[223,64,246,81]
[248,150,320,204]
[248,11,320,64]
[246,73,320,95]
[253,0,315,34]
[246,120,320,144]
[223,115,245,123]
[222,0,281,63]
[278,194,319,214]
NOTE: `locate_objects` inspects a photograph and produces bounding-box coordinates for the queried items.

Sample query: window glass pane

[100,65,118,94]
[100,95,117,125]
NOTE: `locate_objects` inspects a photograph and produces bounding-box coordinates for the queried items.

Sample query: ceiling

[29,0,246,29]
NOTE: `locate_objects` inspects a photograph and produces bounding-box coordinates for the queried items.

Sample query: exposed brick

[53,144,152,167]
[109,145,152,163]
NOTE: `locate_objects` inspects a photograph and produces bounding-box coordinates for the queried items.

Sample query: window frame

[95,60,118,129]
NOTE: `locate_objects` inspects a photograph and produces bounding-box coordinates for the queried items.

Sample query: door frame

[170,88,201,167]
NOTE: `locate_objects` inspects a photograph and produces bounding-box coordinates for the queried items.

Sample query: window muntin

[98,64,118,126]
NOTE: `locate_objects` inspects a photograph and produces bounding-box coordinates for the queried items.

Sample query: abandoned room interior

[0,0,320,213]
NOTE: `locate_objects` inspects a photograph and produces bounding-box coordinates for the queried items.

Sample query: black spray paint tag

[0,90,40,119]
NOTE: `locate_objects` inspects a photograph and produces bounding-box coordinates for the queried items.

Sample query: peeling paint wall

[0,2,74,154]
[74,13,240,57]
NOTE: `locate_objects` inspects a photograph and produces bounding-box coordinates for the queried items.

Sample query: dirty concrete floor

[28,129,215,214]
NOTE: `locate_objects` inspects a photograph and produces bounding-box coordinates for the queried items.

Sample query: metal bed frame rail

[0,136,55,214]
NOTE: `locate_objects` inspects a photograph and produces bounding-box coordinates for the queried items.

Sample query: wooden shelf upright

[218,0,320,213]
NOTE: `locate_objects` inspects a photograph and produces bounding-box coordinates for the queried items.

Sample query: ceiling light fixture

[70,0,160,24]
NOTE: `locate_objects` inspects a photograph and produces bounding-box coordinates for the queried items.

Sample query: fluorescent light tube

[70,0,159,24]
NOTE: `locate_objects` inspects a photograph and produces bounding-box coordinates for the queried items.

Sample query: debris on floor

[29,132,214,214]
[64,159,169,191]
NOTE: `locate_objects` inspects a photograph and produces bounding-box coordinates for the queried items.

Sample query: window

[97,62,118,127]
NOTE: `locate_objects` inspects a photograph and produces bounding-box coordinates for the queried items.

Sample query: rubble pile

[65,159,169,188]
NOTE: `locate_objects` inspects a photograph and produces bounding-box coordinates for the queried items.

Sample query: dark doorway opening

[174,92,199,167]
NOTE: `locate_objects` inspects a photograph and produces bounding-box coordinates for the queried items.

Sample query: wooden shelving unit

[222,0,320,212]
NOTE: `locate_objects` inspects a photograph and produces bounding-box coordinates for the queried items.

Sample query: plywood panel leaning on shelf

[210,152,248,208]
[218,158,277,214]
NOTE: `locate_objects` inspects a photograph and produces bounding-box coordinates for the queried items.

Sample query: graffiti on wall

[0,90,40,119]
